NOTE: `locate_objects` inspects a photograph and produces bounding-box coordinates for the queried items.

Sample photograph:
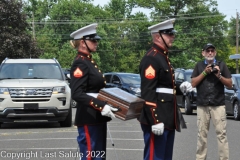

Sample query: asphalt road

[0,108,240,160]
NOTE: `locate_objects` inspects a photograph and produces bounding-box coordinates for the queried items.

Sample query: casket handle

[107,103,122,112]
[113,106,122,112]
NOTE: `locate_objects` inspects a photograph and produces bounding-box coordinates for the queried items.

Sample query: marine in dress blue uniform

[139,19,181,160]
[70,23,116,160]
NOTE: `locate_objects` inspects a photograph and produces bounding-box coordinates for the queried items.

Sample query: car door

[175,71,184,106]
[175,72,185,95]
[225,77,235,114]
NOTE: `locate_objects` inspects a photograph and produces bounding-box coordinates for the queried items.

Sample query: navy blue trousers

[141,123,175,160]
[77,123,107,160]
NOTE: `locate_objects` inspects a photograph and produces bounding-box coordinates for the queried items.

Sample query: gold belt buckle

[173,89,176,95]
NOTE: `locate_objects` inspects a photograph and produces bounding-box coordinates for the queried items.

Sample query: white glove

[180,81,192,93]
[101,104,118,118]
[151,123,164,135]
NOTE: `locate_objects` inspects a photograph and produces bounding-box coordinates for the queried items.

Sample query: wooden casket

[97,88,145,121]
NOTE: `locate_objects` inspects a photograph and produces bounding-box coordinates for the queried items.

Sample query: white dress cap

[70,23,98,39]
[148,18,175,33]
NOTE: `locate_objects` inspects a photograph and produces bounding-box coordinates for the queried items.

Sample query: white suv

[0,58,72,127]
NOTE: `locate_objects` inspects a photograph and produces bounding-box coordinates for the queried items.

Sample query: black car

[224,74,240,120]
[104,72,141,97]
[175,68,197,115]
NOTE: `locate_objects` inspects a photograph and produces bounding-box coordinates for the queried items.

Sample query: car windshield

[0,63,63,80]
[185,72,192,83]
[120,74,141,85]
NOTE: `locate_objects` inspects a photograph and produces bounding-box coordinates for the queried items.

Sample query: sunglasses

[83,36,99,43]
[86,39,99,43]
[90,39,98,43]
[205,49,215,53]
[165,33,174,36]
[160,30,175,36]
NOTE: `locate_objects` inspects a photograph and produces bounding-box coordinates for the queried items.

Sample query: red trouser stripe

[84,125,92,160]
[150,132,154,160]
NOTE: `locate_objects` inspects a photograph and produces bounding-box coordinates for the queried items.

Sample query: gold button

[95,65,97,68]
[166,69,168,72]
[173,74,174,76]
[91,102,93,104]
[156,120,159,122]
[91,60,94,63]
[164,51,166,54]
[95,104,97,107]
[99,70,101,72]
[174,86,176,89]
[104,81,106,83]
[100,107,102,110]
[154,49,156,51]
[161,99,164,102]
[155,114,157,116]
[168,62,170,65]
[174,90,176,95]
[173,80,175,83]
[103,75,105,78]
[153,109,155,111]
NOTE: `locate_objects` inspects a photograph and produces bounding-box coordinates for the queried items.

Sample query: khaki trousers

[196,105,229,160]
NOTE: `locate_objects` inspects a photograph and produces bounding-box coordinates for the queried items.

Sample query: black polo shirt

[191,60,231,106]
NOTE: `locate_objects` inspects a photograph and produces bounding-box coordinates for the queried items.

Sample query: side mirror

[66,74,70,79]
[64,73,70,80]
[232,84,237,91]
[227,84,237,91]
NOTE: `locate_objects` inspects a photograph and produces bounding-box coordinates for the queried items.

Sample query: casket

[97,88,145,121]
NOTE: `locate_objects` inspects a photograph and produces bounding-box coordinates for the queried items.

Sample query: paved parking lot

[0,108,240,160]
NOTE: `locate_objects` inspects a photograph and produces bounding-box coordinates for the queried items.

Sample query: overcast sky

[93,0,239,21]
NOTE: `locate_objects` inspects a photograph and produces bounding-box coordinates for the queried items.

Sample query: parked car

[0,58,72,127]
[61,68,77,108]
[224,74,240,120]
[175,68,197,115]
[104,72,141,97]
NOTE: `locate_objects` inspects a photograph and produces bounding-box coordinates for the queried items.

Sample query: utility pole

[236,11,239,73]
[31,11,36,59]
[32,12,36,41]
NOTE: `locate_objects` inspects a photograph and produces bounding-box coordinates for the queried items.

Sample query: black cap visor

[83,34,102,41]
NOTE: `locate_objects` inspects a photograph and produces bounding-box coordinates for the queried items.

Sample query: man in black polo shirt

[191,43,232,160]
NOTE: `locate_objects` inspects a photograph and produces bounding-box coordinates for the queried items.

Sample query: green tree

[131,0,230,69]
[21,0,233,72]
[0,0,42,62]
[225,45,239,73]
[174,4,229,67]
[99,0,151,73]
[227,17,240,49]
[225,16,240,73]
[23,0,112,69]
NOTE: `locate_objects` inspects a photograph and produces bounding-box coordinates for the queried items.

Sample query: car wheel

[233,102,240,121]
[71,99,77,108]
[60,107,72,127]
[183,96,193,115]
